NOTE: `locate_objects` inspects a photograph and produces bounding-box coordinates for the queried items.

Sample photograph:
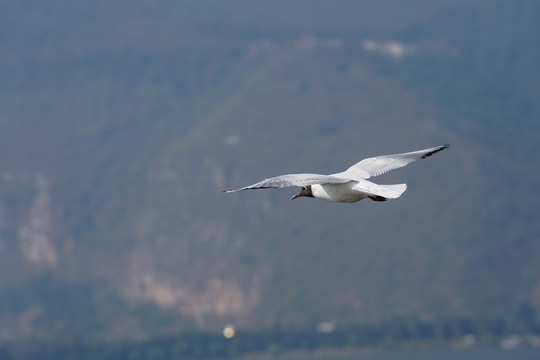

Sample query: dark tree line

[1,312,539,360]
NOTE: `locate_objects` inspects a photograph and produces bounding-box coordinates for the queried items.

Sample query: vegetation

[1,313,539,360]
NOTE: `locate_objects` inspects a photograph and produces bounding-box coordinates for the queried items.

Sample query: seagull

[224,144,449,203]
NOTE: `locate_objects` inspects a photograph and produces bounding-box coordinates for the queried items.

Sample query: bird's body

[224,144,448,203]
[311,183,364,203]
[309,180,406,203]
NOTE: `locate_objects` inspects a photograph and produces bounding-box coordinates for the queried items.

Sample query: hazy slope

[0,0,538,339]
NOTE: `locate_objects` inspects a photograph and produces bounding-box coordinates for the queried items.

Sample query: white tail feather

[377,183,407,199]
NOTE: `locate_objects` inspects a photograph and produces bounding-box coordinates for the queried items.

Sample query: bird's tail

[374,183,407,200]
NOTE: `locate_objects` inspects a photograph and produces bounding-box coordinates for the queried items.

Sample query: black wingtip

[421,144,450,159]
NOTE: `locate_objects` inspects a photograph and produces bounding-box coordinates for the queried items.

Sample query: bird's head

[291,186,313,200]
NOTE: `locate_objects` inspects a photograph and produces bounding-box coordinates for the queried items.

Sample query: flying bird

[224,144,449,203]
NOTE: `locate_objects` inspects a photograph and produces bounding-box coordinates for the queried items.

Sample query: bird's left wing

[332,144,449,180]
[224,173,351,193]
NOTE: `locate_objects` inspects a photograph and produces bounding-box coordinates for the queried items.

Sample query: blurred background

[1,0,539,358]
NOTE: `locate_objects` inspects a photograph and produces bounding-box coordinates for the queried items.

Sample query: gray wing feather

[224,173,351,193]
[332,144,449,180]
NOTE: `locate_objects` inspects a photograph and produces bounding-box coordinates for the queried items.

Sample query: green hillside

[0,0,539,341]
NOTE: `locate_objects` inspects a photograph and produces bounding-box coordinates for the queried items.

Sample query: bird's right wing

[224,173,352,193]
[333,144,449,180]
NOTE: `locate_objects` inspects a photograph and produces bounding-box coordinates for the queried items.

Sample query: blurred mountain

[0,0,539,340]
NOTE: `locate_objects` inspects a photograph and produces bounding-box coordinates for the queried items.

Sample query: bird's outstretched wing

[332,144,449,180]
[224,173,351,193]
